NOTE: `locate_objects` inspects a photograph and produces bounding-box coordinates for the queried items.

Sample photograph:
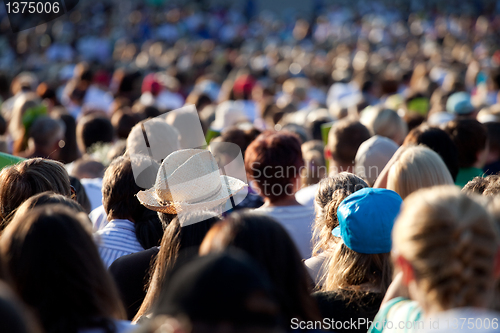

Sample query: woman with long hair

[305,173,368,286]
[0,204,131,333]
[315,188,402,333]
[200,211,321,323]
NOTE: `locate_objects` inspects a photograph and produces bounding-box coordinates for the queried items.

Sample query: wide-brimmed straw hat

[137,149,247,213]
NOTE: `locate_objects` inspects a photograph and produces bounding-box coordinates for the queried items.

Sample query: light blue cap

[332,188,403,254]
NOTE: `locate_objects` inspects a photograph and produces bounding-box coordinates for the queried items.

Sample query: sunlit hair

[361,108,407,145]
[322,243,393,303]
[10,93,42,154]
[13,191,85,219]
[134,211,221,322]
[393,186,499,310]
[312,173,368,256]
[0,158,71,229]
[200,211,321,322]
[0,205,125,333]
[387,145,454,199]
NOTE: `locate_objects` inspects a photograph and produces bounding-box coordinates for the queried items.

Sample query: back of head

[245,131,303,202]
[444,119,487,168]
[0,158,71,228]
[111,109,139,140]
[484,176,500,197]
[361,108,407,145]
[14,192,85,219]
[393,186,499,310]
[28,116,65,150]
[154,251,280,331]
[76,115,114,155]
[404,124,460,181]
[313,173,368,255]
[0,205,124,332]
[462,176,495,196]
[200,211,319,321]
[327,119,371,167]
[70,158,105,179]
[387,146,454,199]
[355,135,399,186]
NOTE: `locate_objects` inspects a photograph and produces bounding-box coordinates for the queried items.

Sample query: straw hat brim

[136,176,247,214]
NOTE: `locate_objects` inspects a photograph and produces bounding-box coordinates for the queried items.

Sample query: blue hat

[446,92,474,115]
[332,188,402,254]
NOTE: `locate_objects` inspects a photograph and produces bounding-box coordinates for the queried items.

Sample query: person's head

[484,176,500,197]
[444,119,488,169]
[245,131,303,203]
[393,186,500,314]
[323,188,402,301]
[70,158,105,179]
[10,93,44,154]
[403,124,460,181]
[387,146,454,200]
[446,92,476,117]
[484,122,500,169]
[463,175,499,196]
[360,108,408,145]
[0,205,125,332]
[111,109,139,140]
[150,251,281,333]
[102,155,147,222]
[200,211,320,322]
[76,115,114,155]
[51,109,80,164]
[354,135,399,186]
[326,119,371,173]
[134,211,221,321]
[14,191,85,218]
[313,173,368,256]
[27,116,65,159]
[0,158,71,228]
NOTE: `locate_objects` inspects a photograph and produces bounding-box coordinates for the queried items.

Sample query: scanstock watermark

[2,0,79,32]
[129,104,248,226]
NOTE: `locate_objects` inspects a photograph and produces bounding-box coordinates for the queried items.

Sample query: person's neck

[263,196,301,207]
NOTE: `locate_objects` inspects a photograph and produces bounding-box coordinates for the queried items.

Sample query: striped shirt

[95,219,144,268]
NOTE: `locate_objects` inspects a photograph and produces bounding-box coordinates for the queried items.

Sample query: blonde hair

[361,108,407,145]
[312,173,368,256]
[387,146,454,199]
[322,243,393,302]
[393,186,499,310]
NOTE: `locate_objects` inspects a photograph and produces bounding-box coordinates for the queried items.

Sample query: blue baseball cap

[332,188,402,254]
[446,92,474,115]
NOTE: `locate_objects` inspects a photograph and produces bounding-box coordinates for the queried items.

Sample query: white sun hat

[137,149,247,214]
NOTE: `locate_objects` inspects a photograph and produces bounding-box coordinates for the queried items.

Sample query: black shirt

[312,290,383,333]
[109,247,159,320]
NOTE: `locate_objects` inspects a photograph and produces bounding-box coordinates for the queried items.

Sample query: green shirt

[455,167,484,188]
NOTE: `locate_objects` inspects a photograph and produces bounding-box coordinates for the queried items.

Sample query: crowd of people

[0,0,500,332]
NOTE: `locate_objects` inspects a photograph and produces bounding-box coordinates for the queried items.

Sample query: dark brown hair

[0,158,71,229]
[200,211,321,322]
[0,205,125,333]
[102,155,163,249]
[244,131,303,202]
[444,119,487,168]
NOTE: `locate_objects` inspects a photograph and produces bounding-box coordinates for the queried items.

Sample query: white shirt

[80,178,103,212]
[295,183,319,208]
[89,205,108,232]
[253,205,315,259]
[95,219,144,268]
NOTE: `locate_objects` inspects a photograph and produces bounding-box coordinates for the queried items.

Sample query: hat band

[156,181,223,206]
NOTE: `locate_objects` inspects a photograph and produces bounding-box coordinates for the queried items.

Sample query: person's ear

[395,254,415,286]
[324,147,332,160]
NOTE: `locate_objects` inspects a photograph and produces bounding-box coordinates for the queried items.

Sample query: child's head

[393,186,500,313]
